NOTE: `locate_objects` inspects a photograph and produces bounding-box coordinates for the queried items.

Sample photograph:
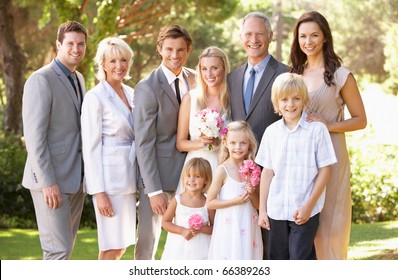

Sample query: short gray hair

[240,12,272,33]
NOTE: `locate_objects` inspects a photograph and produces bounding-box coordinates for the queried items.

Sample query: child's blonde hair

[182,157,212,193]
[271,72,310,115]
[219,121,257,163]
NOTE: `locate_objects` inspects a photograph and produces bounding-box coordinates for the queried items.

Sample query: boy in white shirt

[255,73,337,260]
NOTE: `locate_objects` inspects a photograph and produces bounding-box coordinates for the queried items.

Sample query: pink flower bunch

[239,160,261,187]
[195,108,224,150]
[188,213,204,230]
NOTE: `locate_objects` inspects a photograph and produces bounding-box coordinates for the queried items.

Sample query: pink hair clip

[220,127,228,136]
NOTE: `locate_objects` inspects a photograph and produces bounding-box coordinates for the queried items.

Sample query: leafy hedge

[0,134,36,228]
[0,131,397,228]
[349,137,398,223]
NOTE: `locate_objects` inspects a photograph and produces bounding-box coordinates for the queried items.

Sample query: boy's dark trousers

[267,213,319,260]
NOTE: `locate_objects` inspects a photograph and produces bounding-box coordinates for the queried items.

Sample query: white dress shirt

[161,63,188,97]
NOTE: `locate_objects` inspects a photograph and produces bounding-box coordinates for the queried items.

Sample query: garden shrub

[0,133,34,228]
[349,134,398,223]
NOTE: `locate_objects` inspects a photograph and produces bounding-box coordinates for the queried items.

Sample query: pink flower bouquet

[188,213,204,230]
[195,108,224,150]
[239,160,261,188]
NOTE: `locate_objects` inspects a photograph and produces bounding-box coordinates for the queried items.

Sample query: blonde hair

[196,46,231,119]
[219,121,258,163]
[94,37,134,81]
[271,72,310,115]
[182,157,213,193]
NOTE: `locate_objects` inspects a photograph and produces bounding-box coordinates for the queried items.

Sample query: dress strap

[175,194,181,204]
[220,164,230,177]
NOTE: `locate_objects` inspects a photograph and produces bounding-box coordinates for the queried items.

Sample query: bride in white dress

[176,46,231,195]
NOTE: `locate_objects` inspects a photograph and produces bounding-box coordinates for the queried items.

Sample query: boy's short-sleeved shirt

[255,112,337,221]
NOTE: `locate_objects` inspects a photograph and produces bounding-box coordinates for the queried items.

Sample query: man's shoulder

[25,62,58,88]
[135,68,160,91]
[29,62,54,77]
[138,67,160,82]
[269,55,288,72]
[228,63,246,81]
[230,63,247,74]
[134,67,164,97]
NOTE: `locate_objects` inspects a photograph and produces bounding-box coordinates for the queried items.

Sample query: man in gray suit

[229,12,288,143]
[228,12,288,259]
[134,24,196,260]
[22,21,87,260]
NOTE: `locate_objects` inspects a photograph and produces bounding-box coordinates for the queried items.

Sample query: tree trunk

[0,0,27,135]
[272,0,283,62]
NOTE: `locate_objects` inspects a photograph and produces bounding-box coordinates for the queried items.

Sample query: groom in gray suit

[22,21,87,260]
[134,24,196,260]
[228,12,288,259]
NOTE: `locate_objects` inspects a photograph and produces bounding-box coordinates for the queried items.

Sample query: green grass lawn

[0,221,397,260]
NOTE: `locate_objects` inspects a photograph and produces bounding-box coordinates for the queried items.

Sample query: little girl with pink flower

[206,121,263,260]
[161,158,215,260]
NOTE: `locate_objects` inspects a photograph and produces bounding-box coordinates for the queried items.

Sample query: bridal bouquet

[195,108,224,150]
[239,160,261,188]
[188,213,204,230]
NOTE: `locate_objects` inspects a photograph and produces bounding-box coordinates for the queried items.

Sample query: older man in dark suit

[228,12,288,259]
[229,11,288,143]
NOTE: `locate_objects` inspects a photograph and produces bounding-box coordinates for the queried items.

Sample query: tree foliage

[40,0,240,86]
[5,0,398,93]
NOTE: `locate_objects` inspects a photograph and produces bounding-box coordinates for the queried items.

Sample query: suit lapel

[247,56,278,116]
[76,72,86,97]
[229,64,247,120]
[101,81,134,139]
[51,61,82,114]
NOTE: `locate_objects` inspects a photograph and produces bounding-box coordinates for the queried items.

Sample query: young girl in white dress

[161,158,215,260]
[207,121,263,260]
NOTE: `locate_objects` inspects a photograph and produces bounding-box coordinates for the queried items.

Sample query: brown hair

[57,21,87,44]
[182,157,213,193]
[156,24,192,57]
[289,11,342,86]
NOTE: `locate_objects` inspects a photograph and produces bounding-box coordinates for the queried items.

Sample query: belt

[102,137,133,146]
